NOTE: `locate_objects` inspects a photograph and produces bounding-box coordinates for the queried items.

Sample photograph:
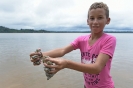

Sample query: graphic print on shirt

[81,52,100,86]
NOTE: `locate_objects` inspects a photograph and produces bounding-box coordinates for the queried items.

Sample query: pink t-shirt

[71,33,116,88]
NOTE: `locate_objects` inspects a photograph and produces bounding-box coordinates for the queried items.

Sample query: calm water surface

[0,33,133,88]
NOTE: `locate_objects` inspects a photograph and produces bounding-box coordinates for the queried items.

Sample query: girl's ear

[106,18,111,24]
[87,19,89,25]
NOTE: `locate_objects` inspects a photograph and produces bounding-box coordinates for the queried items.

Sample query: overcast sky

[0,0,133,30]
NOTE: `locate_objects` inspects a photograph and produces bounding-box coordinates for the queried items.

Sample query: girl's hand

[44,57,68,74]
[29,52,42,65]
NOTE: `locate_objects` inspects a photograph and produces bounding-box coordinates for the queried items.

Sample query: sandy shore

[0,60,84,88]
[0,60,133,88]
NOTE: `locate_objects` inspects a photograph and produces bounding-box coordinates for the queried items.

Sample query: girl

[30,2,116,88]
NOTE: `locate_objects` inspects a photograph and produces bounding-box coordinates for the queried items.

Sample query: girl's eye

[90,18,94,20]
[98,17,102,19]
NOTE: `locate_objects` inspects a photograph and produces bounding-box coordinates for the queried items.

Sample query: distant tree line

[0,26,49,33]
[0,26,90,33]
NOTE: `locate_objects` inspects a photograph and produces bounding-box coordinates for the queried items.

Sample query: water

[0,33,133,88]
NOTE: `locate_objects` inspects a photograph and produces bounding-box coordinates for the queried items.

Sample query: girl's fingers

[45,57,60,64]
[30,52,42,57]
[44,58,64,74]
[44,63,57,68]
[30,52,42,62]
[30,57,40,62]
[30,52,37,57]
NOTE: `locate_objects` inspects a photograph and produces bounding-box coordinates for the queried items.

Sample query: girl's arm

[44,53,110,74]
[30,44,74,62]
[42,44,74,58]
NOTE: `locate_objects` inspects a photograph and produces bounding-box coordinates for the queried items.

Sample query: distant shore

[1,30,133,33]
[0,26,133,33]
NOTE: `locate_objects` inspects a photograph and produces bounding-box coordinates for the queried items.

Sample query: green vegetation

[0,26,90,33]
[0,26,49,33]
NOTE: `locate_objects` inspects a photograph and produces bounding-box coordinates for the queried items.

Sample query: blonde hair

[88,2,109,18]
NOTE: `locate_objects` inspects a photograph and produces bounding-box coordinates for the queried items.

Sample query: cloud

[0,0,133,30]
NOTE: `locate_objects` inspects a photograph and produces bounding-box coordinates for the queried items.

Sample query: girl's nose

[93,19,98,24]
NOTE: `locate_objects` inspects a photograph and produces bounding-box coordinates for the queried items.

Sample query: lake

[0,33,133,88]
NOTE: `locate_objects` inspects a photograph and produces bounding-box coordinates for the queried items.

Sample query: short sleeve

[71,36,82,50]
[100,36,116,58]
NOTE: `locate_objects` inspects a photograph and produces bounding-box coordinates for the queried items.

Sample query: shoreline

[0,31,133,33]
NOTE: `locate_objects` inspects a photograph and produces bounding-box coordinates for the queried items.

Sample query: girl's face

[87,8,110,34]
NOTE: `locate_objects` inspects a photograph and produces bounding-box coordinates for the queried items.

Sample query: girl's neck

[90,32,104,40]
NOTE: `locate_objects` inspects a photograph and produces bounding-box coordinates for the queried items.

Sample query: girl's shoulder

[102,33,116,40]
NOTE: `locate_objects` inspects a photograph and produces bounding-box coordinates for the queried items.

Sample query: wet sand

[0,56,84,88]
[0,55,133,88]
